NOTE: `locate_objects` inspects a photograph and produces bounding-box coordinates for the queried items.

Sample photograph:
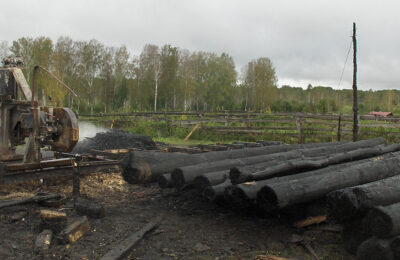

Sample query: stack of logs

[122,137,400,259]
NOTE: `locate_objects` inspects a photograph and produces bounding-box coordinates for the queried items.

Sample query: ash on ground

[72,130,156,153]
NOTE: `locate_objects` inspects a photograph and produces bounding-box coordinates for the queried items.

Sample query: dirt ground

[0,172,355,260]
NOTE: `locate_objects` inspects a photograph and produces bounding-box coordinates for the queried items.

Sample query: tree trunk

[154,79,158,112]
[256,153,400,213]
[365,202,400,238]
[357,237,394,260]
[327,174,400,224]
[231,143,399,184]
[172,138,385,189]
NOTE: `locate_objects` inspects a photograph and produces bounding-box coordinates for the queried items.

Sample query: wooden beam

[99,217,161,260]
[183,123,200,142]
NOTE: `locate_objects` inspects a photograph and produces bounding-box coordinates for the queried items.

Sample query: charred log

[357,237,394,260]
[390,236,400,259]
[365,202,400,238]
[327,175,400,224]
[342,219,371,254]
[172,139,385,189]
[193,170,229,190]
[123,141,339,184]
[157,174,172,188]
[224,155,391,210]
[256,153,400,213]
[203,179,232,203]
[230,140,393,184]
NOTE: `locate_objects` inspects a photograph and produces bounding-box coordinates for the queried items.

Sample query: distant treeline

[0,37,398,115]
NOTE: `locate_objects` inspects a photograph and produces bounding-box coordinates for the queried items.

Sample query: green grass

[154,137,217,146]
[81,114,400,145]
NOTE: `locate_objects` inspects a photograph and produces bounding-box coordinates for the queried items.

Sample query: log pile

[123,137,400,257]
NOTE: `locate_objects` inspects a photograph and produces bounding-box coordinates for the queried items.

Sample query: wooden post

[337,114,342,141]
[295,117,304,144]
[352,22,358,141]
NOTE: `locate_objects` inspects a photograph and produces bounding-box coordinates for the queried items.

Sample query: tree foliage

[2,36,397,115]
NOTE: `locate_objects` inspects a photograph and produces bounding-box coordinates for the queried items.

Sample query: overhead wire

[337,38,353,89]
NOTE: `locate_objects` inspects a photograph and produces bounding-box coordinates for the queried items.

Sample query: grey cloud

[1,0,399,90]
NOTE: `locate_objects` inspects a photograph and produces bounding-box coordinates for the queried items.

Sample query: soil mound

[72,130,156,153]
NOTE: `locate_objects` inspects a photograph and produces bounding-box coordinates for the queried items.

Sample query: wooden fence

[80,112,400,144]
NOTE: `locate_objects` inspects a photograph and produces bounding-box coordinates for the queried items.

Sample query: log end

[224,185,252,209]
[171,168,185,189]
[356,237,393,260]
[365,207,393,238]
[390,236,400,259]
[193,175,211,191]
[229,167,252,184]
[257,186,279,213]
[122,159,152,184]
[326,189,359,224]
[158,174,172,189]
[203,186,216,202]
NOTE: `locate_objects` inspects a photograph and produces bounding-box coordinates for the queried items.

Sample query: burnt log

[365,202,400,238]
[123,141,340,184]
[390,236,400,259]
[203,179,232,203]
[357,237,394,260]
[157,174,172,188]
[173,138,385,189]
[327,175,400,224]
[256,153,400,213]
[342,219,371,254]
[230,142,396,184]
[193,170,229,190]
[223,157,374,209]
[74,198,105,219]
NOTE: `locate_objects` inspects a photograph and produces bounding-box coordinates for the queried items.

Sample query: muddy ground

[0,172,354,260]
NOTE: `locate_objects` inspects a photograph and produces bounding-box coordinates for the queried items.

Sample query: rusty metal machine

[0,57,120,185]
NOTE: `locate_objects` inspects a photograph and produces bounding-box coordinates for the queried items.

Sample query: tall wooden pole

[352,22,358,141]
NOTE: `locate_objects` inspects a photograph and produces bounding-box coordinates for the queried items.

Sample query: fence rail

[80,111,400,144]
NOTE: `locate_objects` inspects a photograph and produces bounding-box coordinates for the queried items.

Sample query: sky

[1,0,399,90]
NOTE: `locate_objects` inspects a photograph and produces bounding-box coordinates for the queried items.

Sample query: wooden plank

[183,123,201,142]
[58,216,90,244]
[99,217,161,260]
[294,215,327,228]
[6,158,74,171]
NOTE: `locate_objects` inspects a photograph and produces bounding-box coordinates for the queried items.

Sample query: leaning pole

[352,22,358,141]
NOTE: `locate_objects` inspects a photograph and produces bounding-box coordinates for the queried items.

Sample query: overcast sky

[1,0,399,90]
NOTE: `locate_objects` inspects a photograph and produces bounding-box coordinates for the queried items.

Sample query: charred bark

[203,179,232,203]
[224,156,380,210]
[365,202,400,238]
[390,236,400,259]
[172,138,384,189]
[256,153,400,213]
[357,237,394,260]
[230,140,393,184]
[157,174,172,188]
[123,141,339,184]
[327,174,400,224]
[342,219,371,254]
[193,170,229,191]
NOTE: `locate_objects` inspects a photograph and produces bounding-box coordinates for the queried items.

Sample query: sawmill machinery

[0,56,79,162]
[0,57,120,185]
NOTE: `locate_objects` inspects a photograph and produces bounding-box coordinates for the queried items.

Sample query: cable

[337,39,353,89]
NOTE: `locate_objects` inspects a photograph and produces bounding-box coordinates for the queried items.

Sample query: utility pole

[352,22,358,142]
